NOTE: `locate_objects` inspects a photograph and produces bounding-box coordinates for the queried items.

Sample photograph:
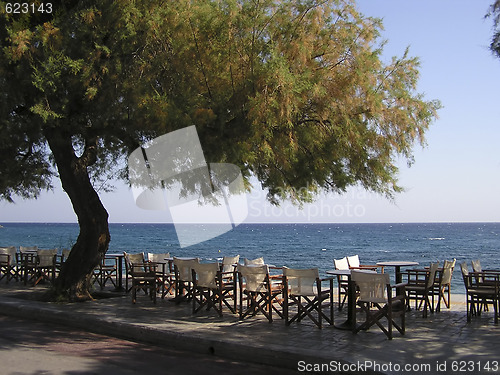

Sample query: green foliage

[0,0,440,206]
[488,1,500,58]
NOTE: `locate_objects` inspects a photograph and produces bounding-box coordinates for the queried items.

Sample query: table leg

[335,278,356,330]
[115,256,123,291]
[395,266,402,284]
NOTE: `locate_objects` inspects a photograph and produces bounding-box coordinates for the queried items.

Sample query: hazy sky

[1,0,499,224]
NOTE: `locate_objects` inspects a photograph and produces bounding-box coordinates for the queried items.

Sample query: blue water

[1,222,500,293]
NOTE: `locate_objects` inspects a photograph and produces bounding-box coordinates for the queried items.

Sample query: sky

[1,0,500,224]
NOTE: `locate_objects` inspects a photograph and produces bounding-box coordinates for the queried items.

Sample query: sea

[1,222,499,294]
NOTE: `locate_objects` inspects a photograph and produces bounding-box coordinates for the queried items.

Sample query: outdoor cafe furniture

[237,264,284,322]
[333,257,350,310]
[173,257,200,304]
[104,252,126,290]
[347,255,384,272]
[18,246,38,285]
[123,252,146,292]
[471,259,500,282]
[93,255,118,290]
[130,261,158,304]
[221,255,240,272]
[191,262,224,317]
[376,261,419,284]
[282,267,334,329]
[244,257,265,266]
[219,256,240,314]
[434,258,456,311]
[351,271,406,340]
[0,246,18,283]
[33,249,58,286]
[460,262,499,323]
[403,262,440,318]
[471,259,483,274]
[326,268,377,330]
[16,248,58,287]
[244,256,282,280]
[148,252,175,298]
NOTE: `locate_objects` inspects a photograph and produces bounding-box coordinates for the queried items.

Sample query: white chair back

[37,249,58,267]
[347,255,360,268]
[192,262,219,289]
[244,257,264,266]
[0,247,17,266]
[222,255,240,273]
[441,259,456,285]
[471,259,482,273]
[238,264,268,292]
[427,262,439,288]
[334,257,349,270]
[174,257,200,282]
[352,271,390,304]
[124,252,145,268]
[148,253,170,263]
[283,267,319,296]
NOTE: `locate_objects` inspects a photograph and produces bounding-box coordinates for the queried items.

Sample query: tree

[488,0,500,57]
[0,0,440,300]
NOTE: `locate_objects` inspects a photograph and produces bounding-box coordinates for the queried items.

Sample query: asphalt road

[0,315,295,375]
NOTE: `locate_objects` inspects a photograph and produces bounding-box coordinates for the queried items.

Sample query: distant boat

[0,225,3,228]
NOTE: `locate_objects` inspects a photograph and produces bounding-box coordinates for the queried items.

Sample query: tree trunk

[44,128,110,301]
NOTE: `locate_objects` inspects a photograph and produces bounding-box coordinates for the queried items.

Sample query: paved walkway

[0,315,292,375]
[0,283,499,375]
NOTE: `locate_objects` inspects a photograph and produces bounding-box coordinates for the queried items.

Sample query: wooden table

[106,253,125,291]
[376,261,419,284]
[326,269,376,330]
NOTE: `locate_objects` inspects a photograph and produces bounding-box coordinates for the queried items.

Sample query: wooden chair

[238,264,283,322]
[333,257,349,310]
[147,252,175,298]
[18,246,38,285]
[123,252,145,292]
[94,255,118,290]
[191,262,223,317]
[460,262,499,323]
[282,267,334,329]
[0,247,18,283]
[404,262,439,317]
[351,270,406,340]
[130,262,158,304]
[435,259,456,311]
[33,249,58,286]
[173,257,200,304]
[219,255,240,313]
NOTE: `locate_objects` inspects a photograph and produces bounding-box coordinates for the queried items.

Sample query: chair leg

[494,297,498,324]
[132,284,137,304]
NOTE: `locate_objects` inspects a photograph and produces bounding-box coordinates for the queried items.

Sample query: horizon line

[1,221,500,225]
